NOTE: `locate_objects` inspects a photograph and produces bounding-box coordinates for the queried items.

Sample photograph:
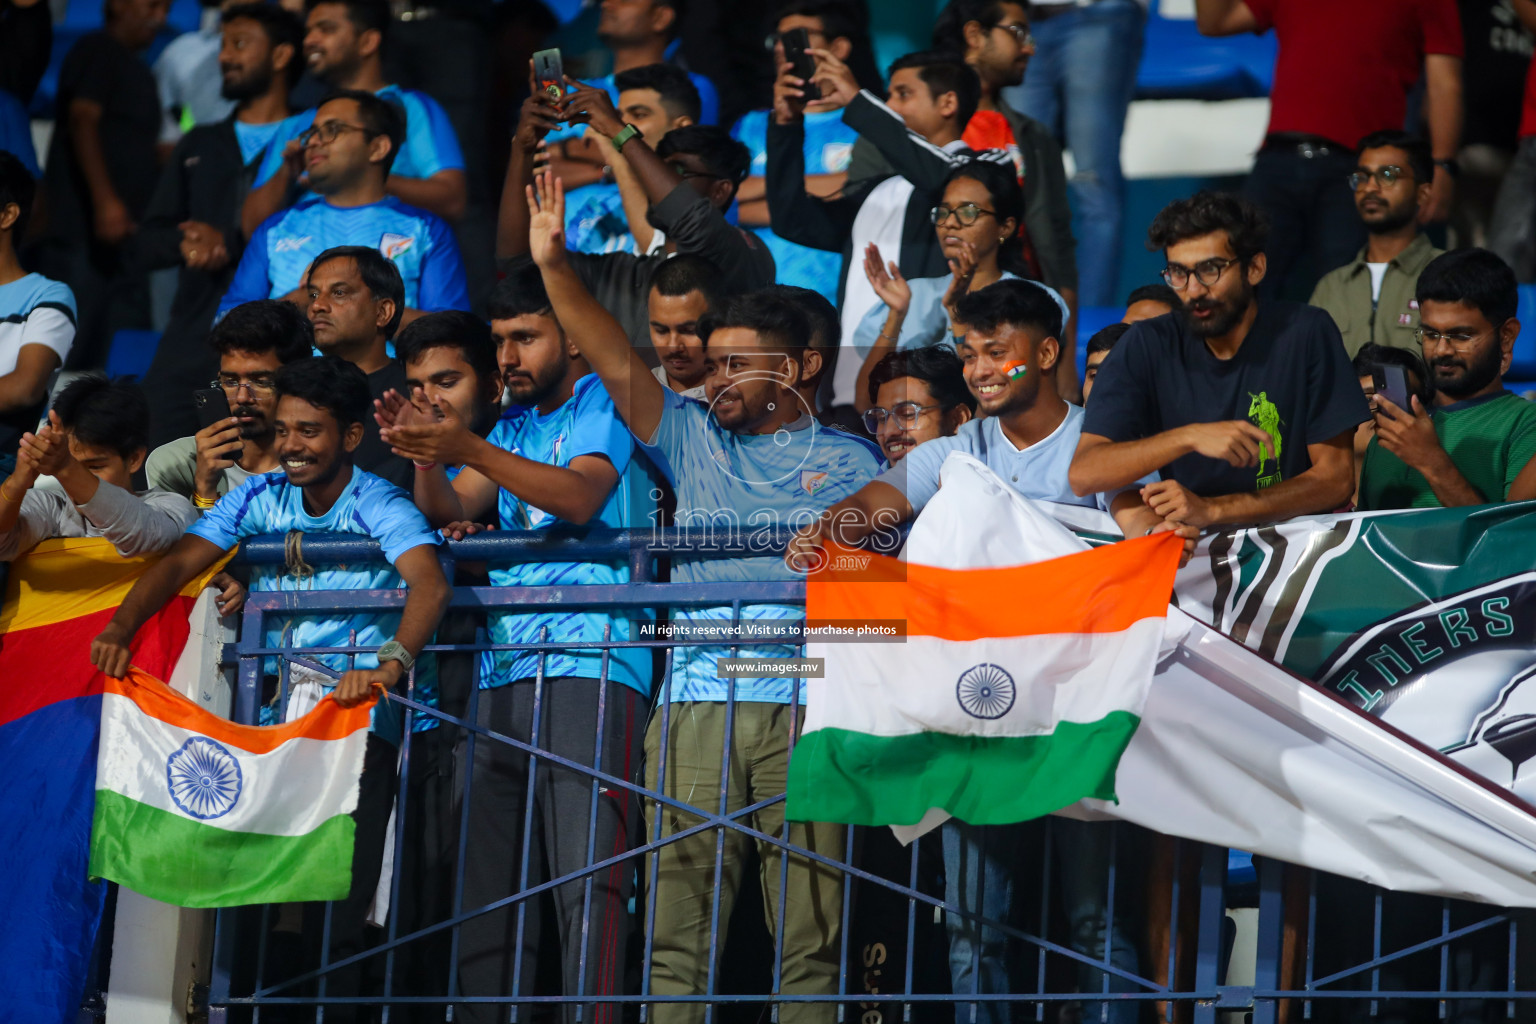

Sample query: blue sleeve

[567,378,636,473]
[397,91,465,178]
[691,72,720,126]
[188,476,267,548]
[217,222,274,315]
[874,434,956,514]
[363,484,443,564]
[633,388,698,486]
[416,215,470,311]
[252,112,311,188]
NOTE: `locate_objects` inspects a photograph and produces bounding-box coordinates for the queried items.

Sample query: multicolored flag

[787,530,1183,826]
[0,538,224,1023]
[90,669,373,907]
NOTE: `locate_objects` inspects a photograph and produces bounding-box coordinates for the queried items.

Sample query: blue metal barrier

[195,530,1529,1023]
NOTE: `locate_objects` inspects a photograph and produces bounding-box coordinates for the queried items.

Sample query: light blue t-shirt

[482,374,651,696]
[639,389,882,703]
[543,70,721,144]
[852,272,1073,359]
[564,181,642,255]
[253,84,466,188]
[878,404,1152,515]
[233,119,284,167]
[217,195,471,315]
[189,466,443,742]
[732,108,854,302]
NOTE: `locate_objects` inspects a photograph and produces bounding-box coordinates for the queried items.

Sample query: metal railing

[198,529,1531,1024]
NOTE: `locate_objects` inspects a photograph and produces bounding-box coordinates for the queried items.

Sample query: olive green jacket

[1309,233,1443,358]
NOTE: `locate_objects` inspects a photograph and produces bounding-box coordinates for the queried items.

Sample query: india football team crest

[379,233,415,260]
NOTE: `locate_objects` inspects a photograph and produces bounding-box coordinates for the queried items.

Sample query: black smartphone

[782,27,821,102]
[533,47,565,107]
[193,387,243,462]
[1370,363,1411,412]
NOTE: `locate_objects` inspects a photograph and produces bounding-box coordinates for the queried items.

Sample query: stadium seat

[1135,6,1275,100]
[104,329,161,382]
[1074,306,1125,378]
[1512,285,1536,382]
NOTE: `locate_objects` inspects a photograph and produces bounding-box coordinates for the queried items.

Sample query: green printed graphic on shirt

[1248,391,1284,489]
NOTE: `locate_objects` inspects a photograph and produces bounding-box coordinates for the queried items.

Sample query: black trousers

[1243,143,1366,302]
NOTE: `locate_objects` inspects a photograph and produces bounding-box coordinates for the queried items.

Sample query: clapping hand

[864,243,911,316]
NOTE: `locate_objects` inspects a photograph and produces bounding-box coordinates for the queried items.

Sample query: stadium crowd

[4,0,1536,1017]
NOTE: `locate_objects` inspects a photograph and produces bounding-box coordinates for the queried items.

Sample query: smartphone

[1370,363,1412,412]
[533,48,565,106]
[782,27,821,102]
[193,388,244,462]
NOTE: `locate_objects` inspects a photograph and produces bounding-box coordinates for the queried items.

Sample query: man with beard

[242,0,466,233]
[139,3,304,449]
[1357,248,1536,510]
[1070,191,1369,528]
[373,258,649,1024]
[147,299,313,503]
[1310,132,1444,358]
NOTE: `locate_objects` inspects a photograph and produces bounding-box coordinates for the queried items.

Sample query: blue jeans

[943,818,1140,1024]
[1005,0,1147,308]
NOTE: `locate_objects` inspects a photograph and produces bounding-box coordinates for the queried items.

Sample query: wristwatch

[376,639,415,672]
[1434,158,1460,179]
[611,123,643,150]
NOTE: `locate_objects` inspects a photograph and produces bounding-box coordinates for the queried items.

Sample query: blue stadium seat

[1135,8,1275,100]
[1513,285,1536,382]
[104,329,161,382]
[1074,306,1125,378]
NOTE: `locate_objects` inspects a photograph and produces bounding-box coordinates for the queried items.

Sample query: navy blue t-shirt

[1082,302,1370,497]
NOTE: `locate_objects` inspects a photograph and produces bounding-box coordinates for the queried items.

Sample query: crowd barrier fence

[189,529,1532,1023]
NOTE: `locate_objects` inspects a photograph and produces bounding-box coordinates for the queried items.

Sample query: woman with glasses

[851,160,1067,411]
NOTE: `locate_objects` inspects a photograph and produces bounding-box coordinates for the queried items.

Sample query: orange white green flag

[89,668,374,907]
[786,456,1183,827]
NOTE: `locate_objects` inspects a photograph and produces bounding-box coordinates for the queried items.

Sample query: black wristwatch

[1434,158,1460,179]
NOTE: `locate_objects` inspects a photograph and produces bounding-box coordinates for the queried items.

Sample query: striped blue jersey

[638,389,881,703]
[253,84,465,188]
[218,195,470,315]
[732,108,855,302]
[482,374,651,696]
[565,181,643,255]
[189,466,443,743]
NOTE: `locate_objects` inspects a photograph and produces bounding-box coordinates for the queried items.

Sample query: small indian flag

[89,668,373,907]
[787,533,1182,826]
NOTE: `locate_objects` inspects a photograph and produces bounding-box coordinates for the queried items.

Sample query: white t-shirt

[1367,262,1389,304]
[0,273,76,375]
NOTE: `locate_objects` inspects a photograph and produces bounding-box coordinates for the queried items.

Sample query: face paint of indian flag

[89,669,373,907]
[1002,361,1028,380]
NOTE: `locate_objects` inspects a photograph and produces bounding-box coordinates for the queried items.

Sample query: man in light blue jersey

[733,0,860,303]
[565,63,700,256]
[376,260,648,1024]
[546,0,719,193]
[789,278,1194,1024]
[219,89,470,322]
[240,0,466,235]
[91,355,451,1020]
[526,169,879,1024]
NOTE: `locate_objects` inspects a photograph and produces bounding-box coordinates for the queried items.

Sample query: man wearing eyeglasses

[1310,132,1443,358]
[1070,191,1369,529]
[1357,248,1536,511]
[146,298,316,505]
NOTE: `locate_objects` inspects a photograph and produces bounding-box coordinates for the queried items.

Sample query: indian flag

[787,532,1182,827]
[89,668,373,907]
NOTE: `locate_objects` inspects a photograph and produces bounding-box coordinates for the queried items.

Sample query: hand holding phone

[533,48,566,112]
[782,28,821,102]
[193,388,244,465]
[1370,363,1412,414]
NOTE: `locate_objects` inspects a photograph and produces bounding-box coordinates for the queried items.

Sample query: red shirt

[1521,55,1536,138]
[1247,0,1462,148]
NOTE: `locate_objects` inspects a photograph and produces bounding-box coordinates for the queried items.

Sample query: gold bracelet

[193,492,218,510]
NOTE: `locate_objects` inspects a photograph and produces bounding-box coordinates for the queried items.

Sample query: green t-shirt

[1357,390,1536,511]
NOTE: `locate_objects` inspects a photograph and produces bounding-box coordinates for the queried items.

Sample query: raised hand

[382,391,472,466]
[559,76,625,138]
[942,241,980,323]
[863,243,911,315]
[514,61,565,154]
[524,170,568,268]
[772,59,809,125]
[807,47,859,109]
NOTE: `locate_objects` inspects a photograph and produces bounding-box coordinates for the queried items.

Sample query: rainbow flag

[90,669,372,907]
[0,538,223,1023]
[787,533,1182,826]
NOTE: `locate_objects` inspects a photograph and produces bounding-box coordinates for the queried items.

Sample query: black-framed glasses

[1162,256,1240,289]
[764,28,826,50]
[212,375,278,394]
[862,401,944,433]
[992,22,1034,48]
[930,203,999,226]
[297,121,378,147]
[1348,165,1408,190]
[1414,320,1507,348]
